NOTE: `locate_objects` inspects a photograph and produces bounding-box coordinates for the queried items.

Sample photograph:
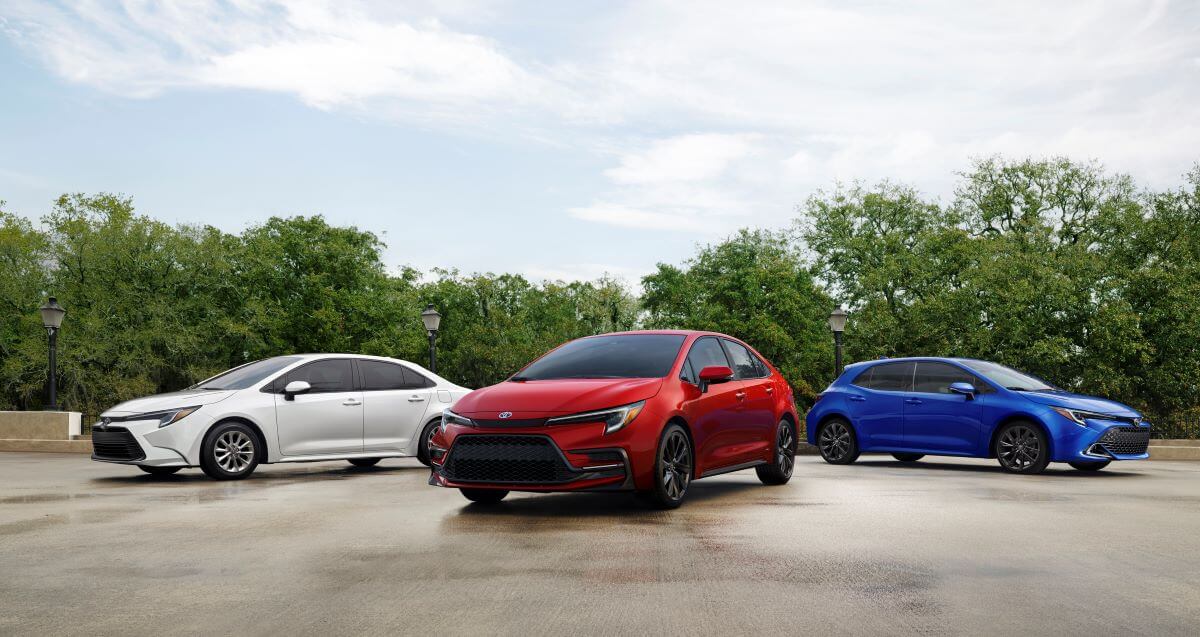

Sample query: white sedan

[91,354,470,479]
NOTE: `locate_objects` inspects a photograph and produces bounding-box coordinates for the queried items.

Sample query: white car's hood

[102,389,236,417]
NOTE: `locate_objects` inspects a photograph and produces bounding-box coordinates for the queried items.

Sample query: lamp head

[827,306,848,333]
[420,304,442,333]
[39,297,66,330]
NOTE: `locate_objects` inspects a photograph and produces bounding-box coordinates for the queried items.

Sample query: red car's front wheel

[641,424,693,509]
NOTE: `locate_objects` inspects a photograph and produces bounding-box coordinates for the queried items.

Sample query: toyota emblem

[498,411,512,419]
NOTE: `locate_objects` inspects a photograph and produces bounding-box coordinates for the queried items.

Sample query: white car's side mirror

[283,380,312,401]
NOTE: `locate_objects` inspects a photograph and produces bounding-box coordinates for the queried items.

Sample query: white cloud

[2,1,538,113]
[603,134,757,184]
[568,203,704,232]
[4,0,1198,244]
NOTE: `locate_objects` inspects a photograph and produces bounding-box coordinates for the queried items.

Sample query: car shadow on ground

[853,458,1143,478]
[451,479,765,519]
[89,462,429,485]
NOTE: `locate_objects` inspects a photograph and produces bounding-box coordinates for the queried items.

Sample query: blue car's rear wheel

[995,422,1050,474]
[818,419,859,465]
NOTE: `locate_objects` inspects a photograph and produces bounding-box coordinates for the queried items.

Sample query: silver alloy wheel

[661,430,692,500]
[819,421,850,461]
[215,430,254,473]
[998,425,1041,470]
[776,421,795,477]
[426,423,439,453]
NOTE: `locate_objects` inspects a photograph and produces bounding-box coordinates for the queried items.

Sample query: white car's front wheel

[201,422,260,480]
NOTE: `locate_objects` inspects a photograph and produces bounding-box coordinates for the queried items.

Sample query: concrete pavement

[1,452,1198,635]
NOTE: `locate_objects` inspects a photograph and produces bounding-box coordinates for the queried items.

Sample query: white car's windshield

[191,357,301,390]
[960,360,1056,392]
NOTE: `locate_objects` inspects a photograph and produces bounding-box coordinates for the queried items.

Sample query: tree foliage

[2,156,1198,426]
[643,229,832,401]
[798,157,1200,420]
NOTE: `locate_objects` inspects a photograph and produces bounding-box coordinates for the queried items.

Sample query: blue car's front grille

[1098,426,1150,455]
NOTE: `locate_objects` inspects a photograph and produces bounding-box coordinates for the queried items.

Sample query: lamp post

[421,304,442,374]
[827,306,847,378]
[38,297,66,411]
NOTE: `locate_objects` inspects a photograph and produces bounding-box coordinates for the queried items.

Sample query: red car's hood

[454,378,664,419]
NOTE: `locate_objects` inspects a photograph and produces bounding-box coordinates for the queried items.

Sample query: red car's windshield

[513,334,686,381]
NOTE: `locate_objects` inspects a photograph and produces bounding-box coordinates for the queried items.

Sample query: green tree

[0,203,51,410]
[642,229,832,403]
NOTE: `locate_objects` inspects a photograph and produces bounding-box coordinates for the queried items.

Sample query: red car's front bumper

[428,417,658,492]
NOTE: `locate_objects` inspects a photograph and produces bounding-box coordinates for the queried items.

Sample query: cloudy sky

[1,0,1197,284]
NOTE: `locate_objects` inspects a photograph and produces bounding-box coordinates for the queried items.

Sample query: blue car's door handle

[848,395,867,402]
[904,398,923,405]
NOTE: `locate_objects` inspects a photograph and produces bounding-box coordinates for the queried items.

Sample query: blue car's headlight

[1052,407,1117,427]
[545,401,645,434]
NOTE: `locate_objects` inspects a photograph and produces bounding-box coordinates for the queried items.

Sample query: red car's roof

[585,329,721,338]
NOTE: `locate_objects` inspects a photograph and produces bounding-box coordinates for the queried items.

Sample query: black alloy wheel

[643,424,693,509]
[995,422,1050,474]
[756,419,796,485]
[818,419,859,465]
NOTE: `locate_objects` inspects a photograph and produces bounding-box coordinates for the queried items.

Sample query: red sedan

[428,330,799,508]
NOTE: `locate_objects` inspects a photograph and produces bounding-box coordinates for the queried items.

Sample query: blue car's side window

[857,362,914,392]
[913,362,994,394]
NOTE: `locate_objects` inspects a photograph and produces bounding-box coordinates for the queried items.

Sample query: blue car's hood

[1019,390,1140,417]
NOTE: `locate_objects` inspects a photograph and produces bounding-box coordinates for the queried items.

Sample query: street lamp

[38,296,66,411]
[421,304,442,373]
[827,306,847,377]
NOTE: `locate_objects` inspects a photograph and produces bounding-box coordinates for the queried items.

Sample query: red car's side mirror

[697,365,735,393]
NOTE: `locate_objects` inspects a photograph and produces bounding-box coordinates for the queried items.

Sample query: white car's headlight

[1052,407,1116,427]
[134,406,201,428]
[545,401,645,435]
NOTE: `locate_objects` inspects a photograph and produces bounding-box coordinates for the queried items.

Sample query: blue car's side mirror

[949,382,976,399]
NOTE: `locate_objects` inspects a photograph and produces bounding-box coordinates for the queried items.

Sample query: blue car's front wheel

[994,422,1050,474]
[818,419,859,465]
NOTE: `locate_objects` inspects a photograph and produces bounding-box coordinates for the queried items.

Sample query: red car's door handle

[735,392,747,400]
[765,387,774,395]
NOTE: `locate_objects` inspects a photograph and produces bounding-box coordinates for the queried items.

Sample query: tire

[756,419,796,485]
[642,423,693,509]
[416,419,440,467]
[200,421,260,480]
[817,418,860,465]
[347,458,381,468]
[460,488,508,504]
[892,453,925,462]
[994,421,1050,474]
[138,465,181,476]
[1069,460,1111,471]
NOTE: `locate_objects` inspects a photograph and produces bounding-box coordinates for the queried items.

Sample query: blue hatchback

[805,357,1151,473]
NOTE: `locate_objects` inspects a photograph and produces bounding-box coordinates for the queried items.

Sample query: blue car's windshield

[959,360,1056,392]
[190,357,301,390]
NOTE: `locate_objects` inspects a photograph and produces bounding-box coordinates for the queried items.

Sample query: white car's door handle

[407,395,426,402]
[343,399,362,406]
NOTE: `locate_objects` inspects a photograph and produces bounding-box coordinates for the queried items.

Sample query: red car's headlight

[545,401,646,435]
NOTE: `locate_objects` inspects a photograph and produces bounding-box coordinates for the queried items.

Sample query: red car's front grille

[441,435,574,483]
